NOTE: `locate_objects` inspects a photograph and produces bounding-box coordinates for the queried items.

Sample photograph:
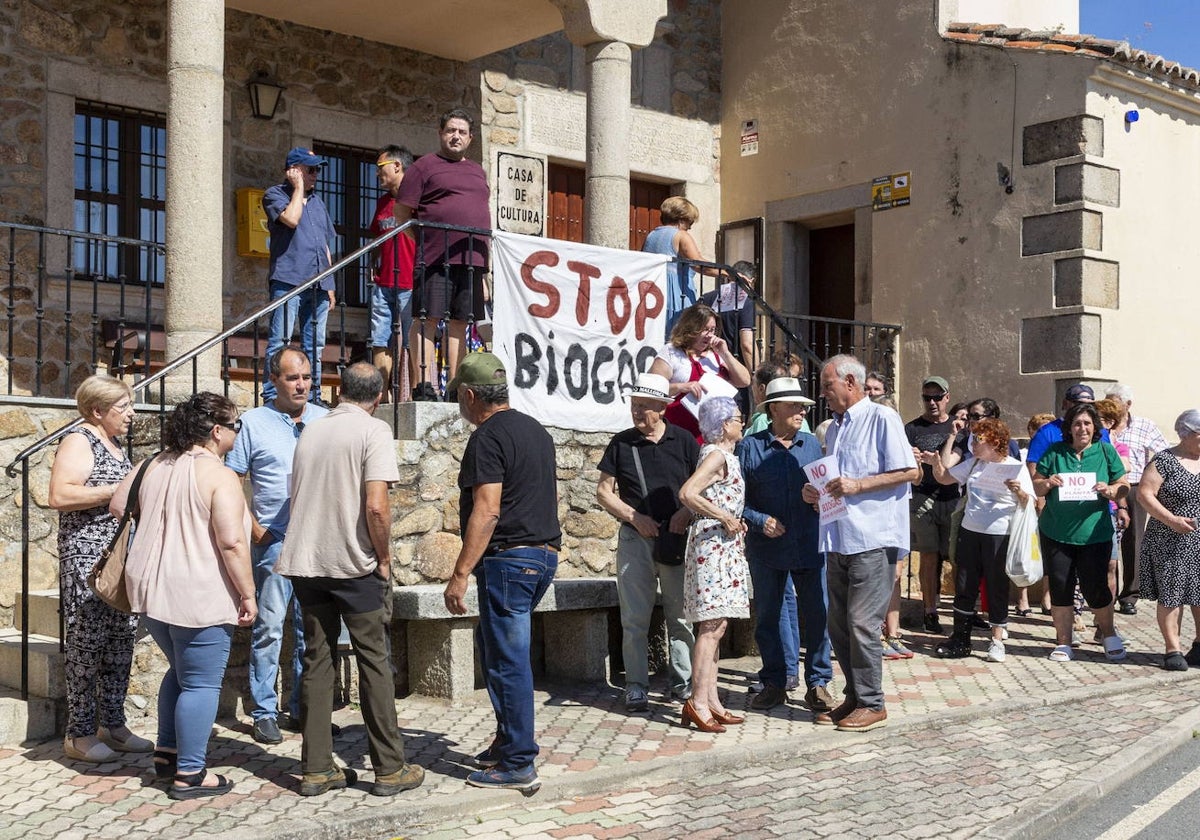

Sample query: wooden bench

[392,578,619,700]
[101,320,365,398]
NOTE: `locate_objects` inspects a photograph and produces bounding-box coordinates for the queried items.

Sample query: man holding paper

[803,355,918,732]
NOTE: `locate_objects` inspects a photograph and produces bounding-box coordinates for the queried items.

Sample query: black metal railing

[3,218,900,699]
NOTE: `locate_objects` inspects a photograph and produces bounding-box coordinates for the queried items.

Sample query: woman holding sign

[1033,403,1129,663]
[650,303,751,444]
[928,419,1033,662]
[678,397,749,733]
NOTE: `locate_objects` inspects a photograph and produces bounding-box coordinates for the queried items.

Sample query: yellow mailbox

[236,187,270,258]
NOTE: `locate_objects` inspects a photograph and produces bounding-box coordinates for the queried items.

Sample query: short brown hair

[1027,413,1055,438]
[972,418,1011,455]
[660,196,699,226]
[1093,398,1125,428]
[75,375,132,421]
[669,303,720,351]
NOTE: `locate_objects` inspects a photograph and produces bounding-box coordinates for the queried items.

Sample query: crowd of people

[46,299,1199,801]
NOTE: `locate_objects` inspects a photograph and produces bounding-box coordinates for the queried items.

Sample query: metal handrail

[4,221,417,476]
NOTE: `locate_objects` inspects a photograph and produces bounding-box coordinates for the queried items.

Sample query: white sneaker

[986,640,1006,663]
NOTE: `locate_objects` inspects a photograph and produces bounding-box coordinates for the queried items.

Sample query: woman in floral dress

[47,375,152,762]
[1138,409,1200,670]
[679,396,748,733]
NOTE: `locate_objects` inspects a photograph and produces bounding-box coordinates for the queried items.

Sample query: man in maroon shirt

[371,145,416,402]
[394,109,491,401]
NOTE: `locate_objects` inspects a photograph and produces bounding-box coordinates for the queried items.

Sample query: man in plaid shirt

[1105,384,1169,615]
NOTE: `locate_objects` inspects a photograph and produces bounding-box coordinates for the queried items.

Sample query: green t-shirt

[1035,441,1126,545]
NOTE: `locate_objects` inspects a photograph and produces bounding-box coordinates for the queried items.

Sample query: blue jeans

[749,561,832,691]
[369,286,412,350]
[249,540,304,722]
[779,578,800,682]
[474,548,557,771]
[264,280,329,401]
[143,617,233,775]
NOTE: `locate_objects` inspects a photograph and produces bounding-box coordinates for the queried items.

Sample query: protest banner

[491,231,670,432]
[803,455,849,525]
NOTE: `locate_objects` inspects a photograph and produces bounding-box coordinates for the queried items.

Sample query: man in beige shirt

[277,362,422,798]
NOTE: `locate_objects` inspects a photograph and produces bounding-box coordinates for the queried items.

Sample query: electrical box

[236,187,270,258]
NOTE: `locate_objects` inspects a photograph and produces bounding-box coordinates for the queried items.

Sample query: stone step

[12,590,61,641]
[0,629,66,700]
[0,689,64,746]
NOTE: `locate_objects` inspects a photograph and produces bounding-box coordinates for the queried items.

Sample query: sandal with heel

[168,768,234,800]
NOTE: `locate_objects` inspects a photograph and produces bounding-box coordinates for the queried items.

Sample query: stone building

[0,0,724,608]
[722,0,1197,431]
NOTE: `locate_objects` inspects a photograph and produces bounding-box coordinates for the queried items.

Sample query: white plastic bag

[1006,499,1043,587]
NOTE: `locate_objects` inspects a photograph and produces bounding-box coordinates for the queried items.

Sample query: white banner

[491,232,670,432]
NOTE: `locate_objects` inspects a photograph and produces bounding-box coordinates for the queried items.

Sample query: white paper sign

[714,281,748,313]
[1058,472,1098,502]
[972,462,1023,494]
[803,455,849,524]
[491,232,670,432]
[680,370,740,419]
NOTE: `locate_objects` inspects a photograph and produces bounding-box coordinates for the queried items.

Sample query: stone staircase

[0,590,66,745]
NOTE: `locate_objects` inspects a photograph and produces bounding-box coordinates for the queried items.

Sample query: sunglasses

[920,392,947,402]
[967,412,989,421]
[215,419,243,433]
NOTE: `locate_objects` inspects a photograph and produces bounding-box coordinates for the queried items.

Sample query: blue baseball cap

[285,147,326,168]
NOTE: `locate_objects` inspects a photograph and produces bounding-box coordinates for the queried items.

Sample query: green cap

[922,375,949,393]
[448,351,507,390]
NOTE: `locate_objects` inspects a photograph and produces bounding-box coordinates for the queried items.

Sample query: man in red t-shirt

[394,109,491,401]
[371,145,416,401]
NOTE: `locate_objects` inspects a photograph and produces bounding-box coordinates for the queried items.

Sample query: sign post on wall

[494,150,547,236]
[871,172,911,211]
[739,119,759,156]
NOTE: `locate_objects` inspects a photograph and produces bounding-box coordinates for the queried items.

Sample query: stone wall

[0,401,623,629]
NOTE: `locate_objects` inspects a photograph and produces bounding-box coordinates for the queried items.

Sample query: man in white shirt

[803,354,918,732]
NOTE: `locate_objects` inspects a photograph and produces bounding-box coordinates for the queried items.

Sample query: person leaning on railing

[47,374,151,764]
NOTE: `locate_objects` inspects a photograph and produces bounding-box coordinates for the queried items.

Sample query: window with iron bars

[73,101,166,285]
[312,141,377,309]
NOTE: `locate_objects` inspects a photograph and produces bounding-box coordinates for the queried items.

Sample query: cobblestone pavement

[0,606,1196,840]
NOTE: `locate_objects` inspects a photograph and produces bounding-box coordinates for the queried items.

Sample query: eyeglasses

[375,159,400,168]
[215,419,242,433]
[920,393,947,402]
[109,400,133,413]
[302,166,319,175]
[727,416,744,424]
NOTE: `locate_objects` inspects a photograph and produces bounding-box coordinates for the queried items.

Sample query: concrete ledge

[392,577,619,620]
[395,578,619,700]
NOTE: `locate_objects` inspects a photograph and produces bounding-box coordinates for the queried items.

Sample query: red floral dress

[684,445,749,622]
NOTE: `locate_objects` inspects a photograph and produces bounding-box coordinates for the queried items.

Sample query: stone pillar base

[543,610,610,683]
[407,618,477,700]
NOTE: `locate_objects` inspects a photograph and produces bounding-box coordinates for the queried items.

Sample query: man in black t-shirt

[444,353,560,795]
[597,372,700,713]
[904,375,962,634]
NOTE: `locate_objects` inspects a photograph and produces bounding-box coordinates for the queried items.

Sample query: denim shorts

[369,285,412,349]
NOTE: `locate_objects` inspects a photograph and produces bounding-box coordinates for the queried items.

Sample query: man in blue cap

[262,147,337,403]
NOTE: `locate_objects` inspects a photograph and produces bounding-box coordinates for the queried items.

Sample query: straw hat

[621,372,672,403]
[756,377,815,413]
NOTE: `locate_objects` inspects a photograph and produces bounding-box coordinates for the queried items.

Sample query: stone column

[551,0,667,249]
[584,40,632,249]
[164,0,225,393]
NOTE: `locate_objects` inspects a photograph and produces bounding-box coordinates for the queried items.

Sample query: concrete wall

[720,0,1187,434]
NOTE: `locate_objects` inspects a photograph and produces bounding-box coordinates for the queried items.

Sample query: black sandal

[1015,608,1033,617]
[153,749,177,781]
[167,768,234,800]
